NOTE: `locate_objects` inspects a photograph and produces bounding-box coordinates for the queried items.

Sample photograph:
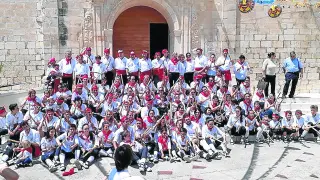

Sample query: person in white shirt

[55,111,77,134]
[74,55,90,84]
[70,96,86,120]
[216,49,232,86]
[194,48,208,82]
[97,121,114,158]
[19,122,41,158]
[114,49,128,84]
[71,84,88,104]
[78,108,98,133]
[20,89,41,115]
[206,53,217,83]
[102,48,115,87]
[140,100,159,120]
[0,107,8,145]
[78,123,99,169]
[246,110,263,143]
[233,55,250,86]
[301,105,320,139]
[6,104,24,145]
[59,50,76,91]
[113,118,135,149]
[227,106,249,144]
[269,113,282,139]
[200,118,227,159]
[91,55,106,84]
[293,110,305,136]
[82,47,96,68]
[139,50,153,83]
[262,52,277,96]
[239,93,254,116]
[23,105,43,130]
[175,127,198,162]
[167,53,184,87]
[183,52,195,85]
[40,126,58,172]
[152,52,167,86]
[161,49,170,62]
[56,124,80,171]
[281,111,299,141]
[252,88,265,103]
[126,51,140,81]
[190,75,204,93]
[108,144,133,180]
[38,109,59,137]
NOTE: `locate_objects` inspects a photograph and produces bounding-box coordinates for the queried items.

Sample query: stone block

[8,50,19,55]
[283,35,295,40]
[307,73,319,80]
[27,42,36,49]
[20,49,29,55]
[0,42,4,49]
[272,41,283,48]
[5,42,16,49]
[261,41,272,47]
[32,70,45,76]
[295,35,306,41]
[29,49,36,55]
[299,29,312,35]
[254,35,266,41]
[284,29,300,34]
[16,42,26,49]
[249,41,260,48]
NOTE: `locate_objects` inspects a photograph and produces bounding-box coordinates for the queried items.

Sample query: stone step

[281,102,317,110]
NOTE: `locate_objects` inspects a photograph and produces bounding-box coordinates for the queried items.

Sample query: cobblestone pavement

[0,140,319,180]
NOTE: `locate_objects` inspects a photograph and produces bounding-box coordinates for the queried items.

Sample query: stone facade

[0,0,320,93]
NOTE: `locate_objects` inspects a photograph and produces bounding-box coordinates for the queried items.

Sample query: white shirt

[78,135,95,150]
[167,60,184,75]
[41,116,59,132]
[194,55,208,68]
[294,116,305,128]
[71,91,88,102]
[114,57,127,70]
[184,122,200,138]
[70,104,87,117]
[126,58,139,73]
[239,101,254,115]
[23,111,43,128]
[202,125,224,140]
[108,168,130,180]
[55,90,72,100]
[83,54,96,67]
[98,130,114,148]
[190,81,204,92]
[0,117,6,129]
[6,112,23,130]
[23,97,41,111]
[102,55,115,71]
[306,113,320,124]
[20,129,40,145]
[92,63,106,80]
[227,114,245,128]
[101,102,119,116]
[184,60,195,73]
[113,126,135,145]
[233,61,250,80]
[139,58,152,72]
[74,63,90,76]
[216,55,231,71]
[152,58,167,69]
[269,120,281,129]
[57,132,79,152]
[41,137,57,155]
[78,116,99,131]
[88,93,104,107]
[59,58,76,74]
[56,118,77,133]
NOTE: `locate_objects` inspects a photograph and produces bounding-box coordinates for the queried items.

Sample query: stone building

[0,0,320,93]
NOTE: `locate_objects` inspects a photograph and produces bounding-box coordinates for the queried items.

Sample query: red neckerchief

[128,81,136,87]
[102,130,112,143]
[175,99,181,104]
[27,96,36,102]
[21,147,33,154]
[66,58,71,65]
[207,124,213,131]
[191,115,200,124]
[212,102,218,108]
[147,116,154,124]
[225,101,231,108]
[171,57,179,65]
[175,127,181,135]
[247,115,255,121]
[67,133,75,141]
[201,90,210,98]
[256,92,264,100]
[158,135,168,150]
[155,94,161,100]
[145,94,151,101]
[244,99,253,113]
[254,106,261,112]
[207,82,215,89]
[81,134,91,143]
[237,60,244,70]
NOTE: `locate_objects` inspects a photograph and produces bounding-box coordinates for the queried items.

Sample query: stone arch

[103,0,182,55]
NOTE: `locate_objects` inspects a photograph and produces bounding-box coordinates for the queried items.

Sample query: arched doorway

[113,6,169,58]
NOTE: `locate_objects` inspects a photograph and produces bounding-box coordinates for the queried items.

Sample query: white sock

[99,149,108,157]
[140,158,146,163]
[301,130,308,137]
[54,156,58,161]
[172,150,177,157]
[2,155,8,162]
[87,156,94,163]
[75,150,80,160]
[106,148,113,155]
[209,144,217,152]
[59,153,65,164]
[153,151,158,157]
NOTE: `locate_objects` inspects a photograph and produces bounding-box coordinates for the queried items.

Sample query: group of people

[0,47,318,178]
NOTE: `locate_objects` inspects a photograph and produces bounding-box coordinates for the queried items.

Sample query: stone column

[104,29,113,56]
[173,30,182,53]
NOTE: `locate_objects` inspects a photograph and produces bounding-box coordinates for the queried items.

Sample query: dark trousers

[120,75,128,85]
[236,78,245,86]
[153,75,160,87]
[169,72,180,87]
[282,127,296,135]
[184,72,194,85]
[264,75,276,97]
[230,126,246,136]
[104,71,114,87]
[283,73,299,97]
[62,77,73,91]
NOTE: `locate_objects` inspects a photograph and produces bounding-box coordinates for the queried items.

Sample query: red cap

[130,51,135,55]
[82,74,88,80]
[76,84,84,89]
[85,108,92,113]
[104,48,110,54]
[0,107,6,114]
[120,116,127,123]
[56,98,64,104]
[155,52,161,56]
[223,49,229,53]
[91,85,98,90]
[86,47,92,51]
[195,75,202,80]
[107,93,113,98]
[49,58,56,64]
[162,49,168,54]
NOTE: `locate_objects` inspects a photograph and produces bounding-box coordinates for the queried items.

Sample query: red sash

[116,69,126,75]
[62,73,72,78]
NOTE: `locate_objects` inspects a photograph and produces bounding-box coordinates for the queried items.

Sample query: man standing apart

[282,51,303,98]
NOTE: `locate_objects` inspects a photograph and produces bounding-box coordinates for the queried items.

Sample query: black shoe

[288,95,294,98]
[282,95,286,99]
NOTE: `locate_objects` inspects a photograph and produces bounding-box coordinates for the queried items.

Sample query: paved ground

[0,140,319,180]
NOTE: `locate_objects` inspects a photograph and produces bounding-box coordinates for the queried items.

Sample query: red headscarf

[158,135,168,151]
[171,57,179,65]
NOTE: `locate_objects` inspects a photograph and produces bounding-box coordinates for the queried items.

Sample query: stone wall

[0,0,320,94]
